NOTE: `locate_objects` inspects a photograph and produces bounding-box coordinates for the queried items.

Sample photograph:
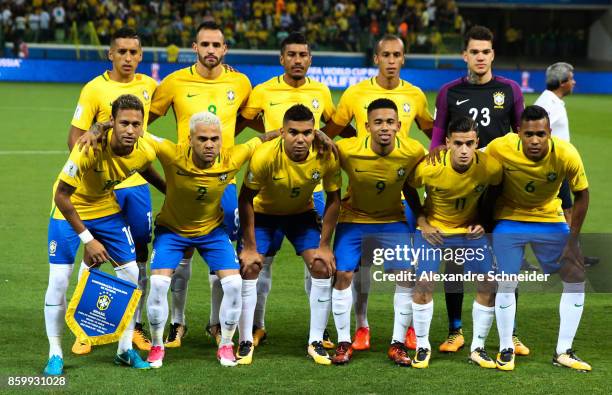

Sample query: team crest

[403,103,411,113]
[493,92,505,108]
[397,167,406,178]
[143,89,149,101]
[96,294,111,311]
[227,89,236,102]
[218,173,228,182]
[474,184,485,193]
[547,172,558,182]
[312,99,320,110]
[49,240,57,255]
[311,169,321,182]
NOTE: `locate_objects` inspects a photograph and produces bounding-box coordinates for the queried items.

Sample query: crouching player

[331,98,426,366]
[409,116,503,369]
[43,95,165,375]
[239,104,341,365]
[488,105,590,371]
[145,112,278,368]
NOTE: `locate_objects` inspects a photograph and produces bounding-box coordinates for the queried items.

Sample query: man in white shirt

[535,62,598,267]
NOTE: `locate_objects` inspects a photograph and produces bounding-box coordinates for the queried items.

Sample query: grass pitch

[0,82,610,393]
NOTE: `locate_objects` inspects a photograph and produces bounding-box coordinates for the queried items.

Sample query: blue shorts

[413,231,493,275]
[266,190,326,256]
[114,184,152,245]
[150,225,239,272]
[493,220,570,275]
[221,183,239,241]
[402,199,417,232]
[334,222,412,272]
[47,213,136,264]
[254,210,321,256]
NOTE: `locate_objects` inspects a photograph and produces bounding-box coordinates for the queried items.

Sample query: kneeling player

[409,116,502,368]
[488,105,591,372]
[332,99,426,366]
[43,95,165,375]
[145,112,275,367]
[239,104,341,365]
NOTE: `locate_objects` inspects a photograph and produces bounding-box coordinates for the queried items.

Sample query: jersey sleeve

[331,87,354,127]
[71,82,99,131]
[509,80,525,133]
[237,73,252,109]
[431,86,449,149]
[486,155,503,186]
[414,89,434,131]
[323,156,342,192]
[58,147,94,188]
[244,149,268,191]
[232,137,262,167]
[149,75,174,116]
[321,85,336,123]
[143,132,174,165]
[407,161,426,188]
[564,144,589,192]
[240,84,264,120]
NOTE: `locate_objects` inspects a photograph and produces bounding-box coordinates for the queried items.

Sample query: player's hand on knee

[561,235,585,273]
[85,239,111,266]
[314,246,336,277]
[467,224,485,239]
[239,249,263,276]
[425,146,446,165]
[421,223,444,246]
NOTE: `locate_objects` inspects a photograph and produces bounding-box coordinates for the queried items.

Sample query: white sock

[254,256,273,329]
[352,269,370,328]
[45,264,73,358]
[239,279,258,343]
[557,281,585,354]
[135,261,148,324]
[308,277,331,344]
[115,261,139,354]
[77,261,89,283]
[471,301,495,352]
[219,274,242,345]
[170,258,191,325]
[495,287,517,352]
[332,287,352,343]
[304,264,312,296]
[209,273,222,326]
[147,275,171,347]
[412,301,433,349]
[392,285,413,344]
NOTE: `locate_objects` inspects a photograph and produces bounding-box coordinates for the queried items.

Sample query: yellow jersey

[332,77,433,138]
[244,137,341,215]
[71,71,158,189]
[337,135,426,223]
[241,75,335,131]
[486,133,588,222]
[408,151,503,233]
[52,132,157,220]
[150,64,251,147]
[152,136,261,237]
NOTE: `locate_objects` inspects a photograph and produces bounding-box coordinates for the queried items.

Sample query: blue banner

[65,269,140,345]
[2,58,612,94]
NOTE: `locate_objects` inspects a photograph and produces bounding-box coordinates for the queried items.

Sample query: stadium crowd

[0,0,464,53]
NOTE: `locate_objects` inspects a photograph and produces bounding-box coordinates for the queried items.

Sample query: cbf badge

[65,269,141,345]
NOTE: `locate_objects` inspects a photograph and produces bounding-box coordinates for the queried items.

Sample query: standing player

[148,21,251,347]
[144,112,279,368]
[238,105,342,365]
[429,25,527,355]
[331,99,425,366]
[324,34,434,351]
[44,95,165,375]
[408,116,502,369]
[67,27,158,355]
[239,32,336,347]
[488,105,590,371]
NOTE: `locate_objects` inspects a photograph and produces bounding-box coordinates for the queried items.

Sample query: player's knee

[309,259,330,279]
[559,263,585,283]
[334,271,353,290]
[46,265,73,302]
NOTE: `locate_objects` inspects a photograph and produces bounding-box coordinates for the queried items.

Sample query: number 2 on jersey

[468,107,490,127]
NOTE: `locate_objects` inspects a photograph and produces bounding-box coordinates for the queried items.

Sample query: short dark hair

[111,27,140,46]
[280,32,309,54]
[283,104,314,125]
[112,94,144,119]
[520,105,549,126]
[464,25,493,49]
[195,21,224,41]
[367,98,397,115]
[375,34,404,54]
[447,116,478,138]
